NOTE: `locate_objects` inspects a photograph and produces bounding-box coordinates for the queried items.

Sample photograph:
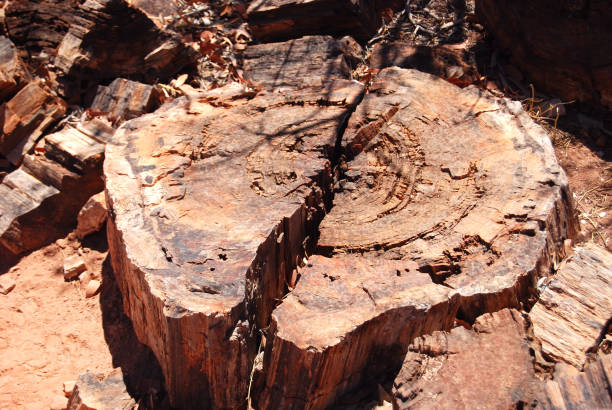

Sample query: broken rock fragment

[247,0,404,42]
[105,73,363,408]
[393,309,540,408]
[89,78,162,124]
[67,371,136,410]
[63,254,86,281]
[242,35,353,89]
[51,0,196,101]
[0,80,67,164]
[530,243,612,369]
[0,36,31,101]
[258,255,459,409]
[0,120,113,261]
[76,192,108,240]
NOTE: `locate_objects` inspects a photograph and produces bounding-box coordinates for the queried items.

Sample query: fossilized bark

[530,243,612,369]
[104,78,363,408]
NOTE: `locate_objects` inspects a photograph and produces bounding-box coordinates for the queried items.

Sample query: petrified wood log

[0,36,31,101]
[47,0,195,102]
[90,78,162,124]
[5,0,80,57]
[105,80,363,408]
[0,120,112,262]
[247,0,404,42]
[242,35,352,89]
[0,80,66,164]
[393,309,541,408]
[258,68,576,408]
[530,243,612,369]
[476,0,612,109]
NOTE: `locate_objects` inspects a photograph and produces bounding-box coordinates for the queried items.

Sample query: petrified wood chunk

[51,0,196,101]
[476,0,612,109]
[242,35,352,89]
[0,80,67,164]
[247,0,404,42]
[67,371,136,410]
[259,255,459,409]
[0,36,31,101]
[540,355,612,409]
[393,309,540,409]
[0,120,112,261]
[90,78,162,123]
[105,80,363,408]
[530,243,612,369]
[258,68,576,408]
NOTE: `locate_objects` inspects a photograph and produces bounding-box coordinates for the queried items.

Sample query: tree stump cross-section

[105,51,576,407]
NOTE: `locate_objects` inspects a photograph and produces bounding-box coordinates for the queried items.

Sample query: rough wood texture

[322,68,576,320]
[0,80,67,164]
[0,36,31,101]
[539,355,612,409]
[47,0,195,102]
[258,68,576,408]
[67,371,136,410]
[105,78,363,408]
[530,244,612,369]
[259,255,459,409]
[0,120,112,264]
[90,78,162,123]
[242,35,352,89]
[247,0,404,42]
[476,0,612,109]
[393,309,541,409]
[5,0,80,57]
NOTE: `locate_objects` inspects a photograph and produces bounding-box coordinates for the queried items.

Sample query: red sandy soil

[0,230,167,409]
[0,233,113,409]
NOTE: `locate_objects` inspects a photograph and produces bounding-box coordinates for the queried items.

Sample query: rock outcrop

[476,0,612,109]
[530,243,612,369]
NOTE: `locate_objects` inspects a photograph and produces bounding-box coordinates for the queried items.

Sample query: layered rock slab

[530,243,612,369]
[90,78,162,124]
[259,68,576,408]
[0,36,31,101]
[392,309,540,408]
[104,80,363,408]
[0,119,112,265]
